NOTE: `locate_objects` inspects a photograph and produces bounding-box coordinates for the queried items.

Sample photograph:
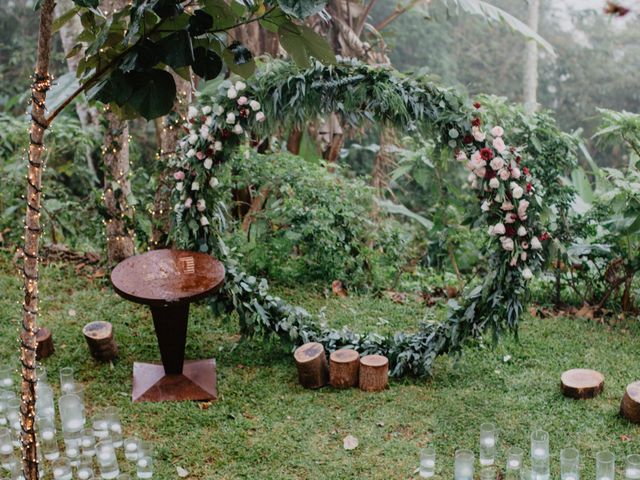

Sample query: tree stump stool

[359,354,389,392]
[560,369,604,399]
[111,249,225,402]
[293,342,328,389]
[621,381,640,424]
[329,349,360,389]
[35,327,54,360]
[83,321,118,362]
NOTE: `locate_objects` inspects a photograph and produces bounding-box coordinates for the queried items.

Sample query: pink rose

[501,237,515,251]
[501,201,514,211]
[490,156,505,171]
[255,111,266,122]
[184,197,193,208]
[510,256,518,266]
[472,126,486,142]
[174,171,185,180]
[505,213,517,224]
[237,96,248,106]
[511,167,521,179]
[493,137,506,153]
[499,168,511,181]
[491,126,504,137]
[456,150,467,161]
[196,151,205,160]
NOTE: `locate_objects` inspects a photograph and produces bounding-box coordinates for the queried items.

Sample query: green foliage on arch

[169,59,552,377]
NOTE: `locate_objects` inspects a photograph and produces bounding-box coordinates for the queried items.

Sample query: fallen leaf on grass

[332,280,348,297]
[621,434,632,442]
[198,401,212,410]
[343,434,358,450]
[176,466,189,477]
[68,309,76,317]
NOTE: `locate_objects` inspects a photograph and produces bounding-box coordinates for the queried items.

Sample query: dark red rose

[472,117,481,127]
[205,148,213,157]
[540,232,550,241]
[480,147,494,161]
[505,226,517,237]
[516,156,522,164]
[221,129,232,139]
[523,167,530,176]
[463,135,474,144]
[485,169,496,179]
[473,102,482,109]
[240,108,250,118]
[526,183,533,193]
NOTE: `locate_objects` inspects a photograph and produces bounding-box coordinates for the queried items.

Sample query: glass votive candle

[596,451,615,480]
[35,364,47,386]
[63,430,81,467]
[81,428,96,457]
[59,394,84,433]
[481,466,498,479]
[507,446,524,471]
[52,456,72,480]
[419,446,436,478]
[9,461,25,480]
[0,390,15,426]
[626,454,640,479]
[97,440,120,479]
[59,367,75,394]
[531,430,549,460]
[77,456,95,480]
[106,407,123,448]
[480,422,497,466]
[560,447,580,480]
[0,365,14,388]
[35,384,55,420]
[38,417,59,461]
[455,449,474,480]
[520,468,534,480]
[117,476,132,480]
[136,454,154,479]
[92,412,110,440]
[124,437,140,461]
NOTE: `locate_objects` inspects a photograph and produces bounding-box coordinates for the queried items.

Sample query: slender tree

[22,1,56,477]
[523,0,540,112]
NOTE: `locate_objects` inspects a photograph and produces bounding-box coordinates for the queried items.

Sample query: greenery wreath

[169,59,549,377]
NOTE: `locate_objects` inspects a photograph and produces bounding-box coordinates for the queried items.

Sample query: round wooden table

[111,249,225,402]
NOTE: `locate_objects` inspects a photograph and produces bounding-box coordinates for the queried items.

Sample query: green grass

[1,252,640,479]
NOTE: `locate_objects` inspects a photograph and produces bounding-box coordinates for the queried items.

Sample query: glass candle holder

[480,422,497,466]
[59,367,75,395]
[52,457,72,480]
[626,454,640,480]
[136,454,154,479]
[531,429,550,480]
[124,437,140,462]
[117,475,132,480]
[419,446,436,478]
[0,365,14,389]
[560,447,580,480]
[35,384,55,420]
[77,457,95,480]
[9,461,25,480]
[35,364,47,386]
[106,407,123,448]
[481,466,498,480]
[63,429,82,467]
[507,446,524,471]
[97,440,120,479]
[455,449,474,480]
[0,427,16,470]
[520,468,534,480]
[59,394,85,433]
[92,412,110,440]
[596,451,615,480]
[81,428,96,457]
[38,416,59,461]
[0,390,15,426]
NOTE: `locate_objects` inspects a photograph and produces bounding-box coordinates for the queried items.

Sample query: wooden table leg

[150,303,189,375]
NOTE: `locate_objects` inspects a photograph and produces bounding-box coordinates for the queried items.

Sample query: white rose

[196,199,206,212]
[501,237,515,251]
[188,134,198,145]
[501,201,514,211]
[517,226,527,236]
[472,126,486,142]
[176,182,183,192]
[511,183,524,199]
[226,112,236,124]
[186,148,196,158]
[205,116,213,126]
[510,256,518,266]
[249,100,261,111]
[214,141,222,151]
[187,106,198,119]
[520,252,528,261]
[489,177,500,189]
[499,168,511,181]
[522,267,533,280]
[232,124,244,135]
[204,158,213,170]
[491,126,504,137]
[200,216,209,226]
[531,236,543,250]
[255,111,266,122]
[492,223,506,235]
[475,167,487,178]
[191,181,199,191]
[481,200,491,212]
[227,87,237,99]
[199,125,209,138]
[511,167,521,179]
[235,81,246,91]
[209,177,219,188]
[493,137,506,153]
[174,203,181,213]
[490,157,505,171]
[517,200,530,220]
[201,106,212,115]
[214,105,224,116]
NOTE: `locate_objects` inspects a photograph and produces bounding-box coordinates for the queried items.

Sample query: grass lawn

[1,252,639,479]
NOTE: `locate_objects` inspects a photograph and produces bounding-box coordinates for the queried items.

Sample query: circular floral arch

[169,59,549,377]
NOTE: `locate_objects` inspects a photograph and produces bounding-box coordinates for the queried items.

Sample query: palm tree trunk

[523,0,540,113]
[22,1,56,478]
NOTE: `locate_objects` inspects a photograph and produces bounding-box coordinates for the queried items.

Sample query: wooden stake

[560,369,604,399]
[621,381,640,424]
[359,354,389,392]
[329,349,360,389]
[83,321,119,362]
[293,342,328,389]
[35,328,54,360]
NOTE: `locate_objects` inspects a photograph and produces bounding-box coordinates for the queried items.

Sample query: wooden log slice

[82,321,119,362]
[293,342,328,389]
[35,327,54,360]
[560,369,604,399]
[621,381,640,424]
[359,354,389,392]
[329,349,360,389]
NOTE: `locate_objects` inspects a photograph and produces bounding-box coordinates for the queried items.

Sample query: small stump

[294,342,328,389]
[83,321,119,362]
[35,327,54,360]
[561,369,604,399]
[329,349,360,389]
[621,381,640,424]
[359,354,389,392]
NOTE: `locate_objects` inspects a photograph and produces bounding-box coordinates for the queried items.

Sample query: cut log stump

[83,321,118,362]
[621,381,640,424]
[294,342,328,389]
[329,349,360,389]
[359,354,389,392]
[560,369,604,399]
[35,327,54,360]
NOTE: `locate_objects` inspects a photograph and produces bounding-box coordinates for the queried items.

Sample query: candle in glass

[97,439,120,479]
[136,454,154,479]
[596,451,615,480]
[481,466,498,480]
[419,446,436,478]
[77,457,95,480]
[507,446,524,471]
[560,447,580,480]
[531,430,550,480]
[480,422,497,466]
[81,427,96,457]
[93,412,110,440]
[35,364,47,386]
[63,429,82,467]
[36,383,55,420]
[455,449,474,480]
[626,454,640,480]
[124,437,140,461]
[52,457,73,480]
[59,394,85,433]
[38,416,60,461]
[59,367,75,394]
[106,407,123,448]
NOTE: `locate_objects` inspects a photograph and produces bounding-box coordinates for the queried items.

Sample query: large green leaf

[157,30,194,69]
[277,0,328,19]
[46,71,81,115]
[376,199,434,231]
[278,23,335,68]
[192,47,223,80]
[201,0,239,30]
[71,0,99,7]
[53,6,81,33]
[127,69,176,120]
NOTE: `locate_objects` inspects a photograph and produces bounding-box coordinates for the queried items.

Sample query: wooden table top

[111,249,225,306]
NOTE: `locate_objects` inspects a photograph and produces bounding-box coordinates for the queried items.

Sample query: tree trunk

[372,127,396,194]
[329,349,360,388]
[358,354,388,392]
[35,327,54,360]
[560,369,604,399]
[103,109,135,264]
[523,0,540,113]
[150,73,192,248]
[22,2,56,477]
[83,321,119,362]
[621,381,640,424]
[293,342,328,389]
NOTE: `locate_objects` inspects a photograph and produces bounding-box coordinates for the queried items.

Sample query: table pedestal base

[132,359,217,403]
